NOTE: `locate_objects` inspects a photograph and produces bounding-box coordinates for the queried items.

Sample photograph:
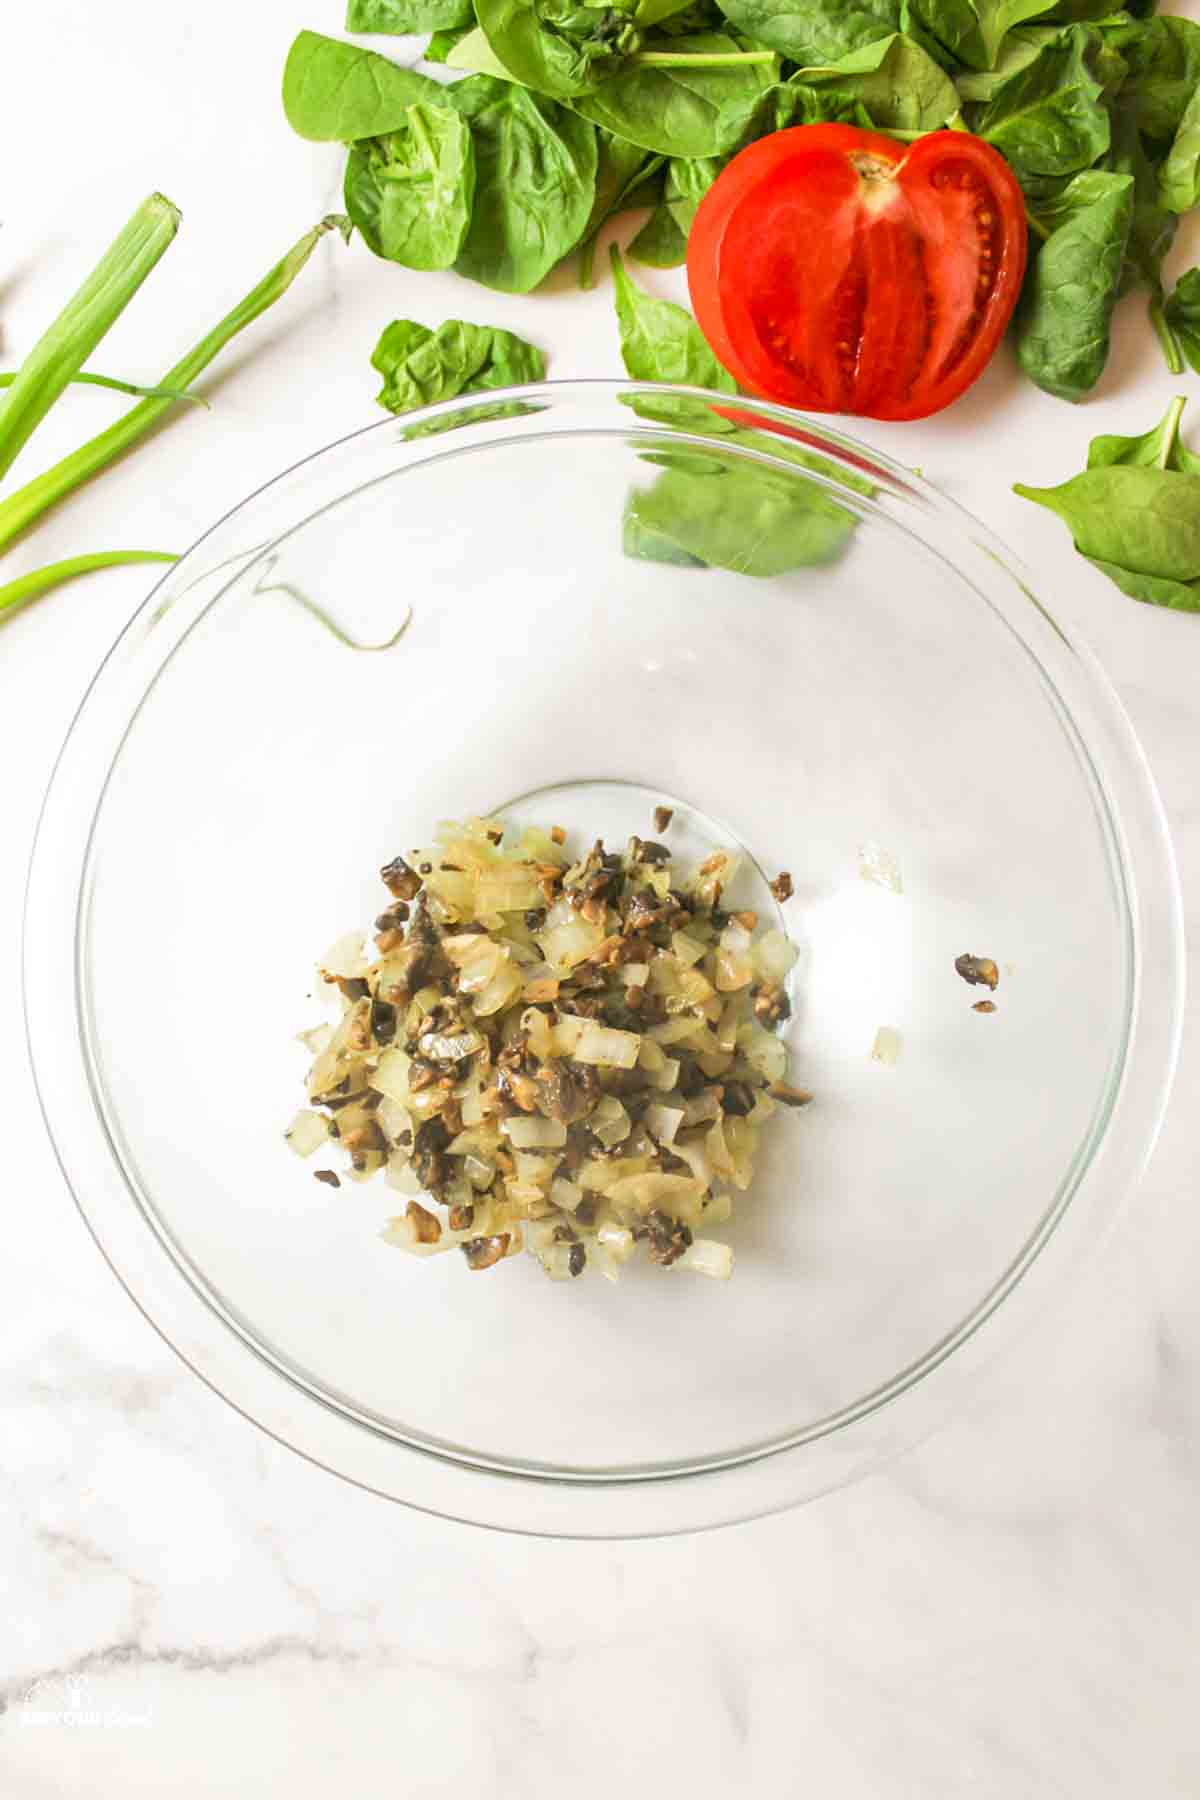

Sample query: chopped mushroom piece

[973,1000,998,1014]
[294,818,809,1282]
[955,953,1000,990]
[653,805,674,833]
[769,870,794,903]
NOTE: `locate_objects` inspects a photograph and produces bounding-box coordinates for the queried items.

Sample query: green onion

[0,370,206,407]
[0,194,180,485]
[0,214,348,559]
[0,550,176,627]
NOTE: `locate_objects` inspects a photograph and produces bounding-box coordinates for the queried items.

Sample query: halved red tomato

[687,124,1027,422]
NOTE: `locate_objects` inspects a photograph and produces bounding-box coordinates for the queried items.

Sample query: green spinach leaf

[1162,269,1200,375]
[1015,404,1200,609]
[1160,83,1200,213]
[579,135,666,284]
[1087,395,1200,473]
[625,452,855,576]
[282,29,445,142]
[570,32,778,157]
[712,0,901,66]
[717,75,864,147]
[953,25,1057,102]
[791,33,960,133]
[346,0,474,32]
[1017,169,1132,400]
[629,153,721,264]
[611,244,736,386]
[972,26,1110,198]
[1115,15,1200,146]
[475,0,642,100]
[448,76,598,290]
[426,24,475,61]
[371,317,546,413]
[344,105,476,269]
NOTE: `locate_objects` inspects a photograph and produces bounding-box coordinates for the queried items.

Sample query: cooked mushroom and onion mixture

[288,817,809,1283]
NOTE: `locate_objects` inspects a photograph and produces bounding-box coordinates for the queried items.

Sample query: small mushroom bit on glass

[287,817,810,1283]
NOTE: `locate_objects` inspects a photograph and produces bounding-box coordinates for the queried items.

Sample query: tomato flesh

[687,125,1027,422]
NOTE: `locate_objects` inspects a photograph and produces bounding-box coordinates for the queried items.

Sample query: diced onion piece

[724,1116,756,1190]
[551,1177,583,1212]
[319,931,367,980]
[573,1021,641,1068]
[591,1095,632,1147]
[444,934,501,989]
[502,1115,567,1149]
[644,1103,684,1146]
[649,1055,680,1092]
[619,963,649,988]
[521,1006,554,1060]
[376,1096,412,1145]
[551,1013,584,1056]
[676,1238,733,1279]
[650,1017,703,1047]
[474,956,523,1017]
[717,994,743,1052]
[607,1172,706,1216]
[371,1046,412,1103]
[536,1243,582,1282]
[514,1150,561,1187]
[706,1117,736,1181]
[859,841,903,895]
[753,928,798,984]
[475,867,544,913]
[715,922,754,992]
[386,1152,422,1194]
[285,1109,329,1158]
[596,1217,636,1261]
[671,931,706,968]
[871,1026,902,1066]
[737,1021,787,1082]
[537,897,605,970]
[701,1190,733,1225]
[296,1023,334,1056]
[638,1037,666,1074]
[678,966,715,1007]
[671,1138,712,1189]
[464,1153,495,1191]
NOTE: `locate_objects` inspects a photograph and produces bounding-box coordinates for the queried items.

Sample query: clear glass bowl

[24,383,1183,1537]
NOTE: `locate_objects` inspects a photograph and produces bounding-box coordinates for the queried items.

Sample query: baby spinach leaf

[791,33,960,133]
[1162,269,1200,375]
[972,26,1110,198]
[475,0,642,100]
[371,317,546,414]
[282,30,445,141]
[1016,169,1132,399]
[611,244,736,387]
[630,153,722,263]
[445,25,524,75]
[1087,395,1200,474]
[579,136,666,284]
[570,32,778,157]
[449,76,598,290]
[1083,560,1200,611]
[712,0,901,66]
[1109,113,1178,303]
[1159,84,1200,213]
[344,104,476,269]
[953,25,1058,102]
[425,24,475,61]
[625,452,855,576]
[1115,15,1200,146]
[900,0,989,74]
[717,75,864,147]
[1015,465,1200,582]
[346,0,474,32]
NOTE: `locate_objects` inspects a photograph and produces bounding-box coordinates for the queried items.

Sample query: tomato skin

[687,125,1028,422]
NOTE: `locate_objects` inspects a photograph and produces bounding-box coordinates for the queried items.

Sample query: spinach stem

[0,194,180,485]
[0,550,176,627]
[0,370,207,406]
[631,49,776,66]
[0,215,345,560]
[1149,294,1185,376]
[1156,395,1187,469]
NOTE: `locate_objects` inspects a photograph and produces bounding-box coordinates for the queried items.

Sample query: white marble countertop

[2,3,1198,1792]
